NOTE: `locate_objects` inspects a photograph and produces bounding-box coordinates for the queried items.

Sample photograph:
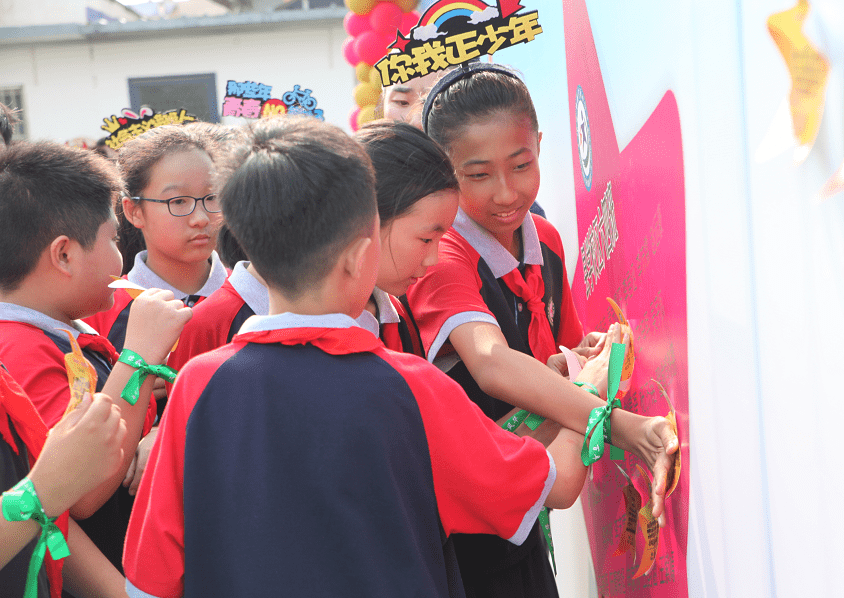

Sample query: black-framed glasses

[130,194,221,217]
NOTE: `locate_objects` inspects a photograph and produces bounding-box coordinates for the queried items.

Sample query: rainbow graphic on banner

[421,0,492,28]
[375,0,541,86]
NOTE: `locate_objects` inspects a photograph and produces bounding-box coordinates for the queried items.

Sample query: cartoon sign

[374,0,543,86]
[564,0,690,595]
[221,80,324,121]
[100,106,196,150]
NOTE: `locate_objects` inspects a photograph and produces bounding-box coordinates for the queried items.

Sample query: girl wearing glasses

[85,125,227,351]
[84,124,227,496]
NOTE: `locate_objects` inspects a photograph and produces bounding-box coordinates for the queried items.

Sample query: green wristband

[118,348,178,405]
[580,343,627,465]
[574,381,600,397]
[2,478,70,598]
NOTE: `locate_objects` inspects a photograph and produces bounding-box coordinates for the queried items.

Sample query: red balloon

[344,11,369,37]
[349,107,361,132]
[399,11,419,34]
[342,36,359,66]
[369,2,403,35]
[355,30,392,66]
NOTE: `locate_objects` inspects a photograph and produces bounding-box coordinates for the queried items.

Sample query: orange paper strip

[109,276,146,300]
[63,330,97,415]
[632,464,659,579]
[613,481,642,559]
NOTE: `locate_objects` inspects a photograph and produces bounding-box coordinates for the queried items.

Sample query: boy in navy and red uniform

[166,259,267,372]
[122,117,621,598]
[0,141,191,572]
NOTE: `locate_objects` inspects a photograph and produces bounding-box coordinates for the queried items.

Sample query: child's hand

[28,392,127,517]
[573,323,628,398]
[573,330,606,360]
[124,289,192,366]
[546,351,586,378]
[623,416,678,527]
[122,427,158,496]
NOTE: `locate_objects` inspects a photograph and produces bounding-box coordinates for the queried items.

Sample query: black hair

[0,141,123,290]
[355,121,458,226]
[216,223,248,269]
[219,116,377,298]
[422,62,538,151]
[0,103,18,146]
[115,124,216,274]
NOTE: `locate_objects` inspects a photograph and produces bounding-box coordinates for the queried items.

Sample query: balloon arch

[342,0,420,131]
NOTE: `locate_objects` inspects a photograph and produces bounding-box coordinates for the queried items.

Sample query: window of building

[0,87,27,140]
[128,73,219,123]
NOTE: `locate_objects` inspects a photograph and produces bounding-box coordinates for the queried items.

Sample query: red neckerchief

[500,264,557,364]
[75,333,119,367]
[234,326,384,355]
[0,367,69,598]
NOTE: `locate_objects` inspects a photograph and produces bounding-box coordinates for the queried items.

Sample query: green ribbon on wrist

[118,348,178,405]
[580,343,627,466]
[2,477,70,598]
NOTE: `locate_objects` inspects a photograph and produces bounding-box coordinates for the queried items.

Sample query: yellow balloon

[392,0,417,13]
[354,82,381,108]
[344,0,377,16]
[357,105,378,127]
[356,62,374,84]
[369,66,384,89]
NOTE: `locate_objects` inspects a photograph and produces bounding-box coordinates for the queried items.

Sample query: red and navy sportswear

[406,209,583,598]
[168,261,267,372]
[0,364,69,598]
[0,303,154,572]
[356,287,425,357]
[124,313,555,598]
[84,250,228,351]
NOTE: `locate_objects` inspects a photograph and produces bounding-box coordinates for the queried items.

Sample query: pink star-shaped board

[564,0,689,595]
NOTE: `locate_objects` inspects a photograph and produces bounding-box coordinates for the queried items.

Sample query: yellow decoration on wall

[767,0,830,162]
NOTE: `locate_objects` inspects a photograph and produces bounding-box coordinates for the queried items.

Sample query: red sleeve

[83,288,132,338]
[533,216,584,349]
[0,323,74,429]
[167,285,242,373]
[125,343,240,598]
[406,233,498,359]
[380,349,555,543]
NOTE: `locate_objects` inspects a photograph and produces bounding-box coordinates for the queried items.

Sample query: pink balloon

[355,30,392,66]
[342,36,359,66]
[344,11,369,37]
[369,2,403,35]
[399,11,419,34]
[349,107,361,132]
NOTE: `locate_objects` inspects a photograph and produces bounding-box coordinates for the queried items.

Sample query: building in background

[0,0,350,142]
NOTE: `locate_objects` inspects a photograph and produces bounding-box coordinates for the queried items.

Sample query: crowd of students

[0,63,678,598]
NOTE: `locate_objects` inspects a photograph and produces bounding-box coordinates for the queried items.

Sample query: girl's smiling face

[377,189,459,297]
[448,113,541,255]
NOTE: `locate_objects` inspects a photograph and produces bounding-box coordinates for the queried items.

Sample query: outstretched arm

[449,322,678,523]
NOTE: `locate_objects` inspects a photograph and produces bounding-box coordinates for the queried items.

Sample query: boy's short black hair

[0,141,123,291]
[219,116,376,298]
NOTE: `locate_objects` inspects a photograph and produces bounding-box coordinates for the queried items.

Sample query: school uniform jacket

[167,261,268,373]
[84,250,228,351]
[406,209,583,595]
[123,313,556,598]
[0,364,69,598]
[356,287,425,358]
[0,303,154,571]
